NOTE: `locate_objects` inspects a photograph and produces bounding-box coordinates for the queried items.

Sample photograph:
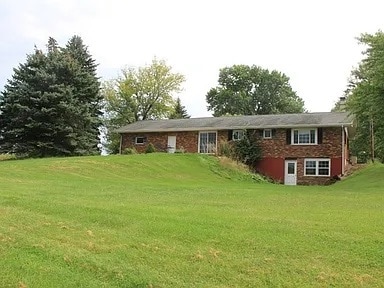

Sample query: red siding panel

[256,158,284,183]
[331,157,342,177]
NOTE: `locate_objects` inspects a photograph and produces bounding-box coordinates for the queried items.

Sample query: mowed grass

[0,154,383,287]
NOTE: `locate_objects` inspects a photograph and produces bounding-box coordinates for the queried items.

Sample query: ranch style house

[115,112,355,185]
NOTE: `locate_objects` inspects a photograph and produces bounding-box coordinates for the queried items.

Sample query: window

[232,130,244,141]
[304,159,330,176]
[135,137,145,145]
[199,132,217,153]
[318,160,330,175]
[305,160,316,175]
[292,129,317,144]
[263,129,272,139]
[287,162,295,174]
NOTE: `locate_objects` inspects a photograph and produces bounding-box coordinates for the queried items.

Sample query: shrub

[233,131,262,166]
[0,153,17,161]
[357,151,368,163]
[175,146,185,153]
[145,143,156,153]
[218,140,235,158]
[122,147,137,155]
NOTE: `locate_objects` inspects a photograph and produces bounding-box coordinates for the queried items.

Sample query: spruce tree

[169,97,190,119]
[64,36,102,155]
[0,47,76,156]
[0,49,51,156]
[45,38,84,155]
[0,36,102,157]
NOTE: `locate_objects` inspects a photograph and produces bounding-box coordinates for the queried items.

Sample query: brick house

[115,112,355,185]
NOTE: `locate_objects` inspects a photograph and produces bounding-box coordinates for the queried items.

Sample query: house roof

[115,112,354,133]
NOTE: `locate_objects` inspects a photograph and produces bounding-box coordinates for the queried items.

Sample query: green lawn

[0,154,383,287]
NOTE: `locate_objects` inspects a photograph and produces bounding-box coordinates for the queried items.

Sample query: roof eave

[117,122,354,134]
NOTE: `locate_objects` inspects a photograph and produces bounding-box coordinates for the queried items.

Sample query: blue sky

[1,0,384,117]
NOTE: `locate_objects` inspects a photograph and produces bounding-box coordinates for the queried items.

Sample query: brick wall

[173,131,199,152]
[258,127,342,158]
[121,130,230,154]
[253,127,346,185]
[121,131,199,153]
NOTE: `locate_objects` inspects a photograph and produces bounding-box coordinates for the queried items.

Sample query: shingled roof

[115,112,354,133]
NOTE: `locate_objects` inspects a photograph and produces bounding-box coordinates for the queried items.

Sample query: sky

[1,0,384,117]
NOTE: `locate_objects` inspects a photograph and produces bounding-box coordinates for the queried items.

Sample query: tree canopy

[346,31,384,162]
[206,65,305,116]
[102,58,185,153]
[0,36,101,157]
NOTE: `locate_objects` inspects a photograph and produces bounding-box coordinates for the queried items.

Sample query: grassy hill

[0,154,383,287]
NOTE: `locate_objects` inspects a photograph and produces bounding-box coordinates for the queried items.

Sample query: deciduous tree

[346,31,384,162]
[103,58,185,153]
[206,65,305,116]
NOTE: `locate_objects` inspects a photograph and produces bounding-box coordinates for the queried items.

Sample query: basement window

[304,159,330,176]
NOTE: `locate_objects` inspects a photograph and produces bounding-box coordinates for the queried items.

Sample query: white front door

[284,160,297,185]
[167,136,176,153]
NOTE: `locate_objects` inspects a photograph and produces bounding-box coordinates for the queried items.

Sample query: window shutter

[228,130,233,141]
[272,129,276,137]
[286,129,291,144]
[258,129,264,137]
[143,137,147,143]
[318,128,323,144]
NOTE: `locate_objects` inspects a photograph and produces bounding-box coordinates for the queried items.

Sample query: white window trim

[292,128,317,145]
[135,137,145,145]
[198,131,217,154]
[304,158,330,177]
[263,129,272,139]
[232,130,244,141]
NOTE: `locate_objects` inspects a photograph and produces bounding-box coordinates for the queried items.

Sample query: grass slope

[0,154,383,287]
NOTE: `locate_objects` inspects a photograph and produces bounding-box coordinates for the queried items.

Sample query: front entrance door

[284,160,297,185]
[199,132,217,153]
[167,136,176,153]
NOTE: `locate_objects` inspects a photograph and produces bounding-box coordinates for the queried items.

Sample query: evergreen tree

[0,36,102,157]
[169,97,190,119]
[0,48,75,156]
[45,38,85,155]
[64,35,102,154]
[47,36,59,52]
[0,49,49,156]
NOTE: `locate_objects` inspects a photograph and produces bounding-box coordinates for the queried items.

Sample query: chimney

[339,97,346,111]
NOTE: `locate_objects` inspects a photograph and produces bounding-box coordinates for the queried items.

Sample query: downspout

[119,134,123,154]
[341,125,345,175]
